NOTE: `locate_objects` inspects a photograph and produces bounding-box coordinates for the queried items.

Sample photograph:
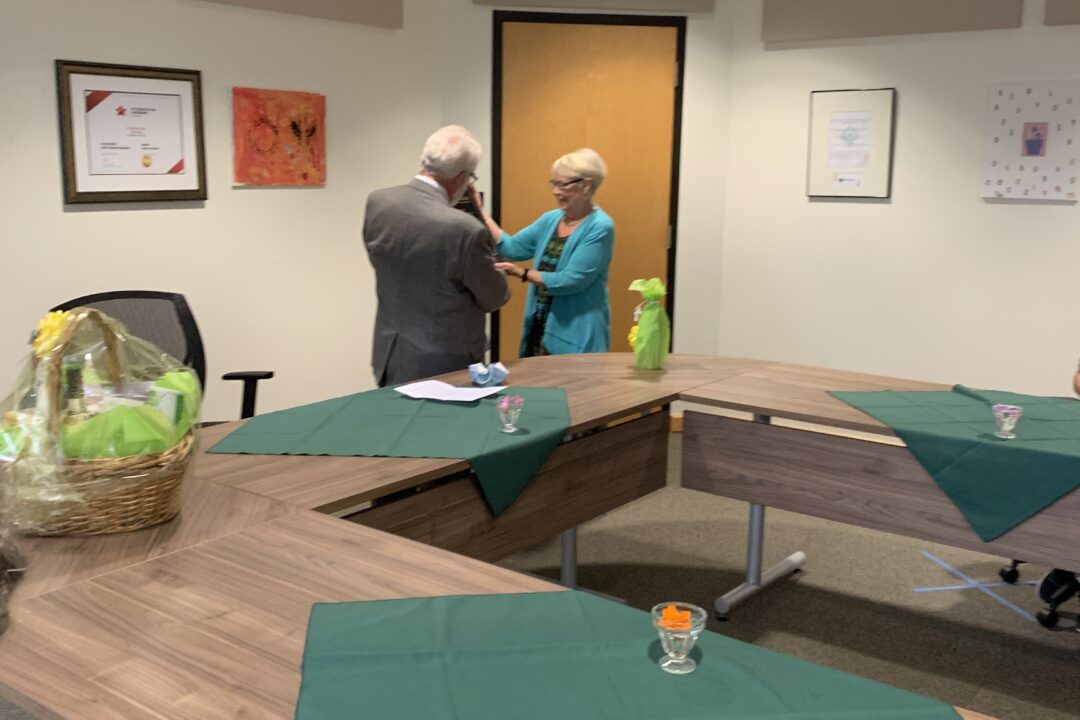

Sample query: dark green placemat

[296,591,959,720]
[832,385,1080,541]
[208,386,569,515]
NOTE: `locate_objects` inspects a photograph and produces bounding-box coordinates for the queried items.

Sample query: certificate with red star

[84,90,185,176]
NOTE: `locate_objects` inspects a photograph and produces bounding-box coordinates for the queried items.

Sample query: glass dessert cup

[651,602,708,675]
[496,395,523,433]
[992,403,1022,440]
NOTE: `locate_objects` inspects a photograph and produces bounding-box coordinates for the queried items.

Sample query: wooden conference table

[680,362,1080,614]
[0,353,1035,719]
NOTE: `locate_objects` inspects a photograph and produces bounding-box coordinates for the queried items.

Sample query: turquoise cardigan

[497,207,615,355]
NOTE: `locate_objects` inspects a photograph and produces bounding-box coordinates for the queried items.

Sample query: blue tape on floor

[918,551,1037,623]
[913,581,1038,592]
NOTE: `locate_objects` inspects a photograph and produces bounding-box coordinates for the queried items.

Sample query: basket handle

[45,307,123,432]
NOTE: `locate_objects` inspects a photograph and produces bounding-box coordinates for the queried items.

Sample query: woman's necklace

[562,206,593,227]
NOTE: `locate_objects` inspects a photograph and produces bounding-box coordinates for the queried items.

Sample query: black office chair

[52,291,273,419]
[1000,559,1079,628]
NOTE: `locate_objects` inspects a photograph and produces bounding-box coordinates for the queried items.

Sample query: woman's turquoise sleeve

[496,214,549,261]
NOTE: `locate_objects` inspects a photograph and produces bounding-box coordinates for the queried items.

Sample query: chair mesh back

[51,292,206,389]
[78,298,188,365]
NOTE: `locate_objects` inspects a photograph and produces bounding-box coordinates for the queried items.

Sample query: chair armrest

[222,371,274,381]
[222,371,275,418]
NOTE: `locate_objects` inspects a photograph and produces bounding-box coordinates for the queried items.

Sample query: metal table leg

[561,527,578,587]
[715,414,806,618]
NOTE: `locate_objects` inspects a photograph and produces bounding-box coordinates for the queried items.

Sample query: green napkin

[297,591,959,720]
[832,385,1080,541]
[208,386,570,516]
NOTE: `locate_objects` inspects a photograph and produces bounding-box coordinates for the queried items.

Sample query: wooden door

[495,15,682,360]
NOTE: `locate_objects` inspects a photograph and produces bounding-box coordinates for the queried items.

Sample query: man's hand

[467,183,484,215]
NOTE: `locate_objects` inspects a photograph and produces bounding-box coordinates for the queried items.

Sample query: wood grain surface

[197,353,764,511]
[16,477,295,603]
[682,412,1080,571]
[680,362,949,435]
[0,512,559,720]
[353,411,668,561]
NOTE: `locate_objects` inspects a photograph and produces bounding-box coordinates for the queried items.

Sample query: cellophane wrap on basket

[0,308,201,535]
[0,486,26,635]
[627,278,671,370]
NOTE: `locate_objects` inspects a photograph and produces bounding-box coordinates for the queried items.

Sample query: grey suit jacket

[363,179,510,386]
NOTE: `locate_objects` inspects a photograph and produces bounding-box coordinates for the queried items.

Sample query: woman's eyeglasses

[549,177,584,190]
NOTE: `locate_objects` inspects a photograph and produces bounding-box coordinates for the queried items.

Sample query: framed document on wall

[56,60,207,204]
[806,88,896,199]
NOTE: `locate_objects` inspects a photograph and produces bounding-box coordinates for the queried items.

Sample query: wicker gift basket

[0,308,201,535]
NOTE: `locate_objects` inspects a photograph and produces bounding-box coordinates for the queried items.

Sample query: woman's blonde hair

[552,148,607,194]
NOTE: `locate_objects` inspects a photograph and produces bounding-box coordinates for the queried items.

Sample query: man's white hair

[420,125,481,179]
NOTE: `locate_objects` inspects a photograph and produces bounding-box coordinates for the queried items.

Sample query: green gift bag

[627,278,670,370]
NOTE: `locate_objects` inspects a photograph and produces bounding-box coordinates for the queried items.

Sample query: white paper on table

[394,380,505,402]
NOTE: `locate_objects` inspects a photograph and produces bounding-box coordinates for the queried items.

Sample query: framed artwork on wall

[982,80,1079,202]
[806,88,897,199]
[55,60,207,204]
[232,87,326,187]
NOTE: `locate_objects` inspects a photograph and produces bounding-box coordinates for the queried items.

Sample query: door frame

[490,10,687,361]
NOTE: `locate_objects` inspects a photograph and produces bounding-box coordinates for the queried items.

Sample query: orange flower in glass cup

[657,604,692,631]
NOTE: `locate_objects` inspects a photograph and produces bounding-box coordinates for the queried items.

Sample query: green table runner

[296,591,959,719]
[207,386,569,516]
[832,385,1080,541]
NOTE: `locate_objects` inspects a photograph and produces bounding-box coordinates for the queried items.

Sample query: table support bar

[715,413,806,618]
[561,527,578,587]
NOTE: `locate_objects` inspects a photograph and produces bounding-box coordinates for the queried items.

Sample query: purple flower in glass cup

[991,403,1022,440]
[497,395,524,433]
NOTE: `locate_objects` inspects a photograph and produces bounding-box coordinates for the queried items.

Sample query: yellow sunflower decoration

[31,310,71,358]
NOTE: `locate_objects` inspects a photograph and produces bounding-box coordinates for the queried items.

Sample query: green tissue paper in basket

[627,278,670,370]
[62,405,174,459]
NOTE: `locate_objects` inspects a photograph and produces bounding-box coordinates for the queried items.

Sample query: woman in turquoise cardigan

[474,148,615,356]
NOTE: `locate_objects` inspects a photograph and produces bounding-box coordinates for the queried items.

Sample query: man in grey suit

[363,125,510,386]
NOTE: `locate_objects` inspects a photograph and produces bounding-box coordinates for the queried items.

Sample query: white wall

[0,0,443,420]
[719,0,1080,395]
[10,0,1075,419]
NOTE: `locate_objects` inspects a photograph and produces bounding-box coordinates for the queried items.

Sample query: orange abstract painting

[232,87,326,186]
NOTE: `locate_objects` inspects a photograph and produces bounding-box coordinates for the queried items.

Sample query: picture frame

[981,80,1080,203]
[56,60,207,204]
[806,88,897,199]
[232,86,327,187]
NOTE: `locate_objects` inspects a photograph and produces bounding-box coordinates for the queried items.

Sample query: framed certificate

[56,60,207,204]
[806,88,897,199]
